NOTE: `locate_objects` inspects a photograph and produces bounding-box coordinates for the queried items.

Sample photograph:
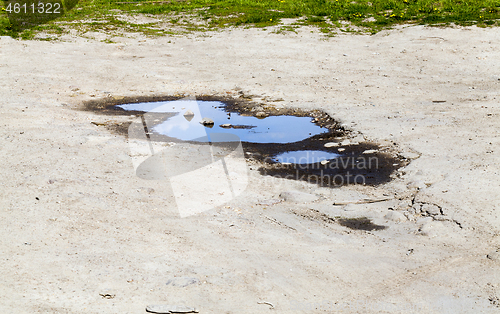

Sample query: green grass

[1,0,500,39]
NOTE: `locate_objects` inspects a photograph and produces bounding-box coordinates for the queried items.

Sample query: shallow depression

[83,95,406,187]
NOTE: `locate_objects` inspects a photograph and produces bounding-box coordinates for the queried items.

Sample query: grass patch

[1,0,500,39]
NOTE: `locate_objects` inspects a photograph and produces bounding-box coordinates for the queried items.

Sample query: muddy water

[83,95,406,187]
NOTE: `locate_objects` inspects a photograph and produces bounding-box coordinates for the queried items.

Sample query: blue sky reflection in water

[273,150,340,164]
[117,100,328,143]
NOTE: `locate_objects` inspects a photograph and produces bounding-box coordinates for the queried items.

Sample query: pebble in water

[199,117,214,126]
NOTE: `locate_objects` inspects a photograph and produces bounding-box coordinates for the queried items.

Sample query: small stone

[220,123,232,128]
[320,159,329,165]
[384,211,407,222]
[338,148,346,152]
[324,142,339,148]
[183,109,194,117]
[146,305,199,313]
[279,191,318,203]
[183,110,194,121]
[401,152,420,160]
[255,111,268,118]
[199,117,214,126]
[99,293,115,299]
[487,251,500,262]
[362,149,377,154]
[340,139,351,146]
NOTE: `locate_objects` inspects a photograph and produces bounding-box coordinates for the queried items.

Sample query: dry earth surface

[1,23,500,313]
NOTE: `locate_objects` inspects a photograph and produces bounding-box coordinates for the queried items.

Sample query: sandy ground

[1,23,500,313]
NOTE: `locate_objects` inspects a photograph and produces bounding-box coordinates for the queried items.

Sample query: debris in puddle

[183,109,194,121]
[220,123,232,128]
[362,149,377,154]
[146,304,199,313]
[199,117,214,126]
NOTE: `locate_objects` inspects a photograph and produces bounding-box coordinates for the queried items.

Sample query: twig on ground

[333,198,392,205]
[257,301,275,309]
[263,216,296,231]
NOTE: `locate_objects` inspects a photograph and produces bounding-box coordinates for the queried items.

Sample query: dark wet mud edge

[250,141,405,187]
[82,94,185,116]
[80,94,409,187]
